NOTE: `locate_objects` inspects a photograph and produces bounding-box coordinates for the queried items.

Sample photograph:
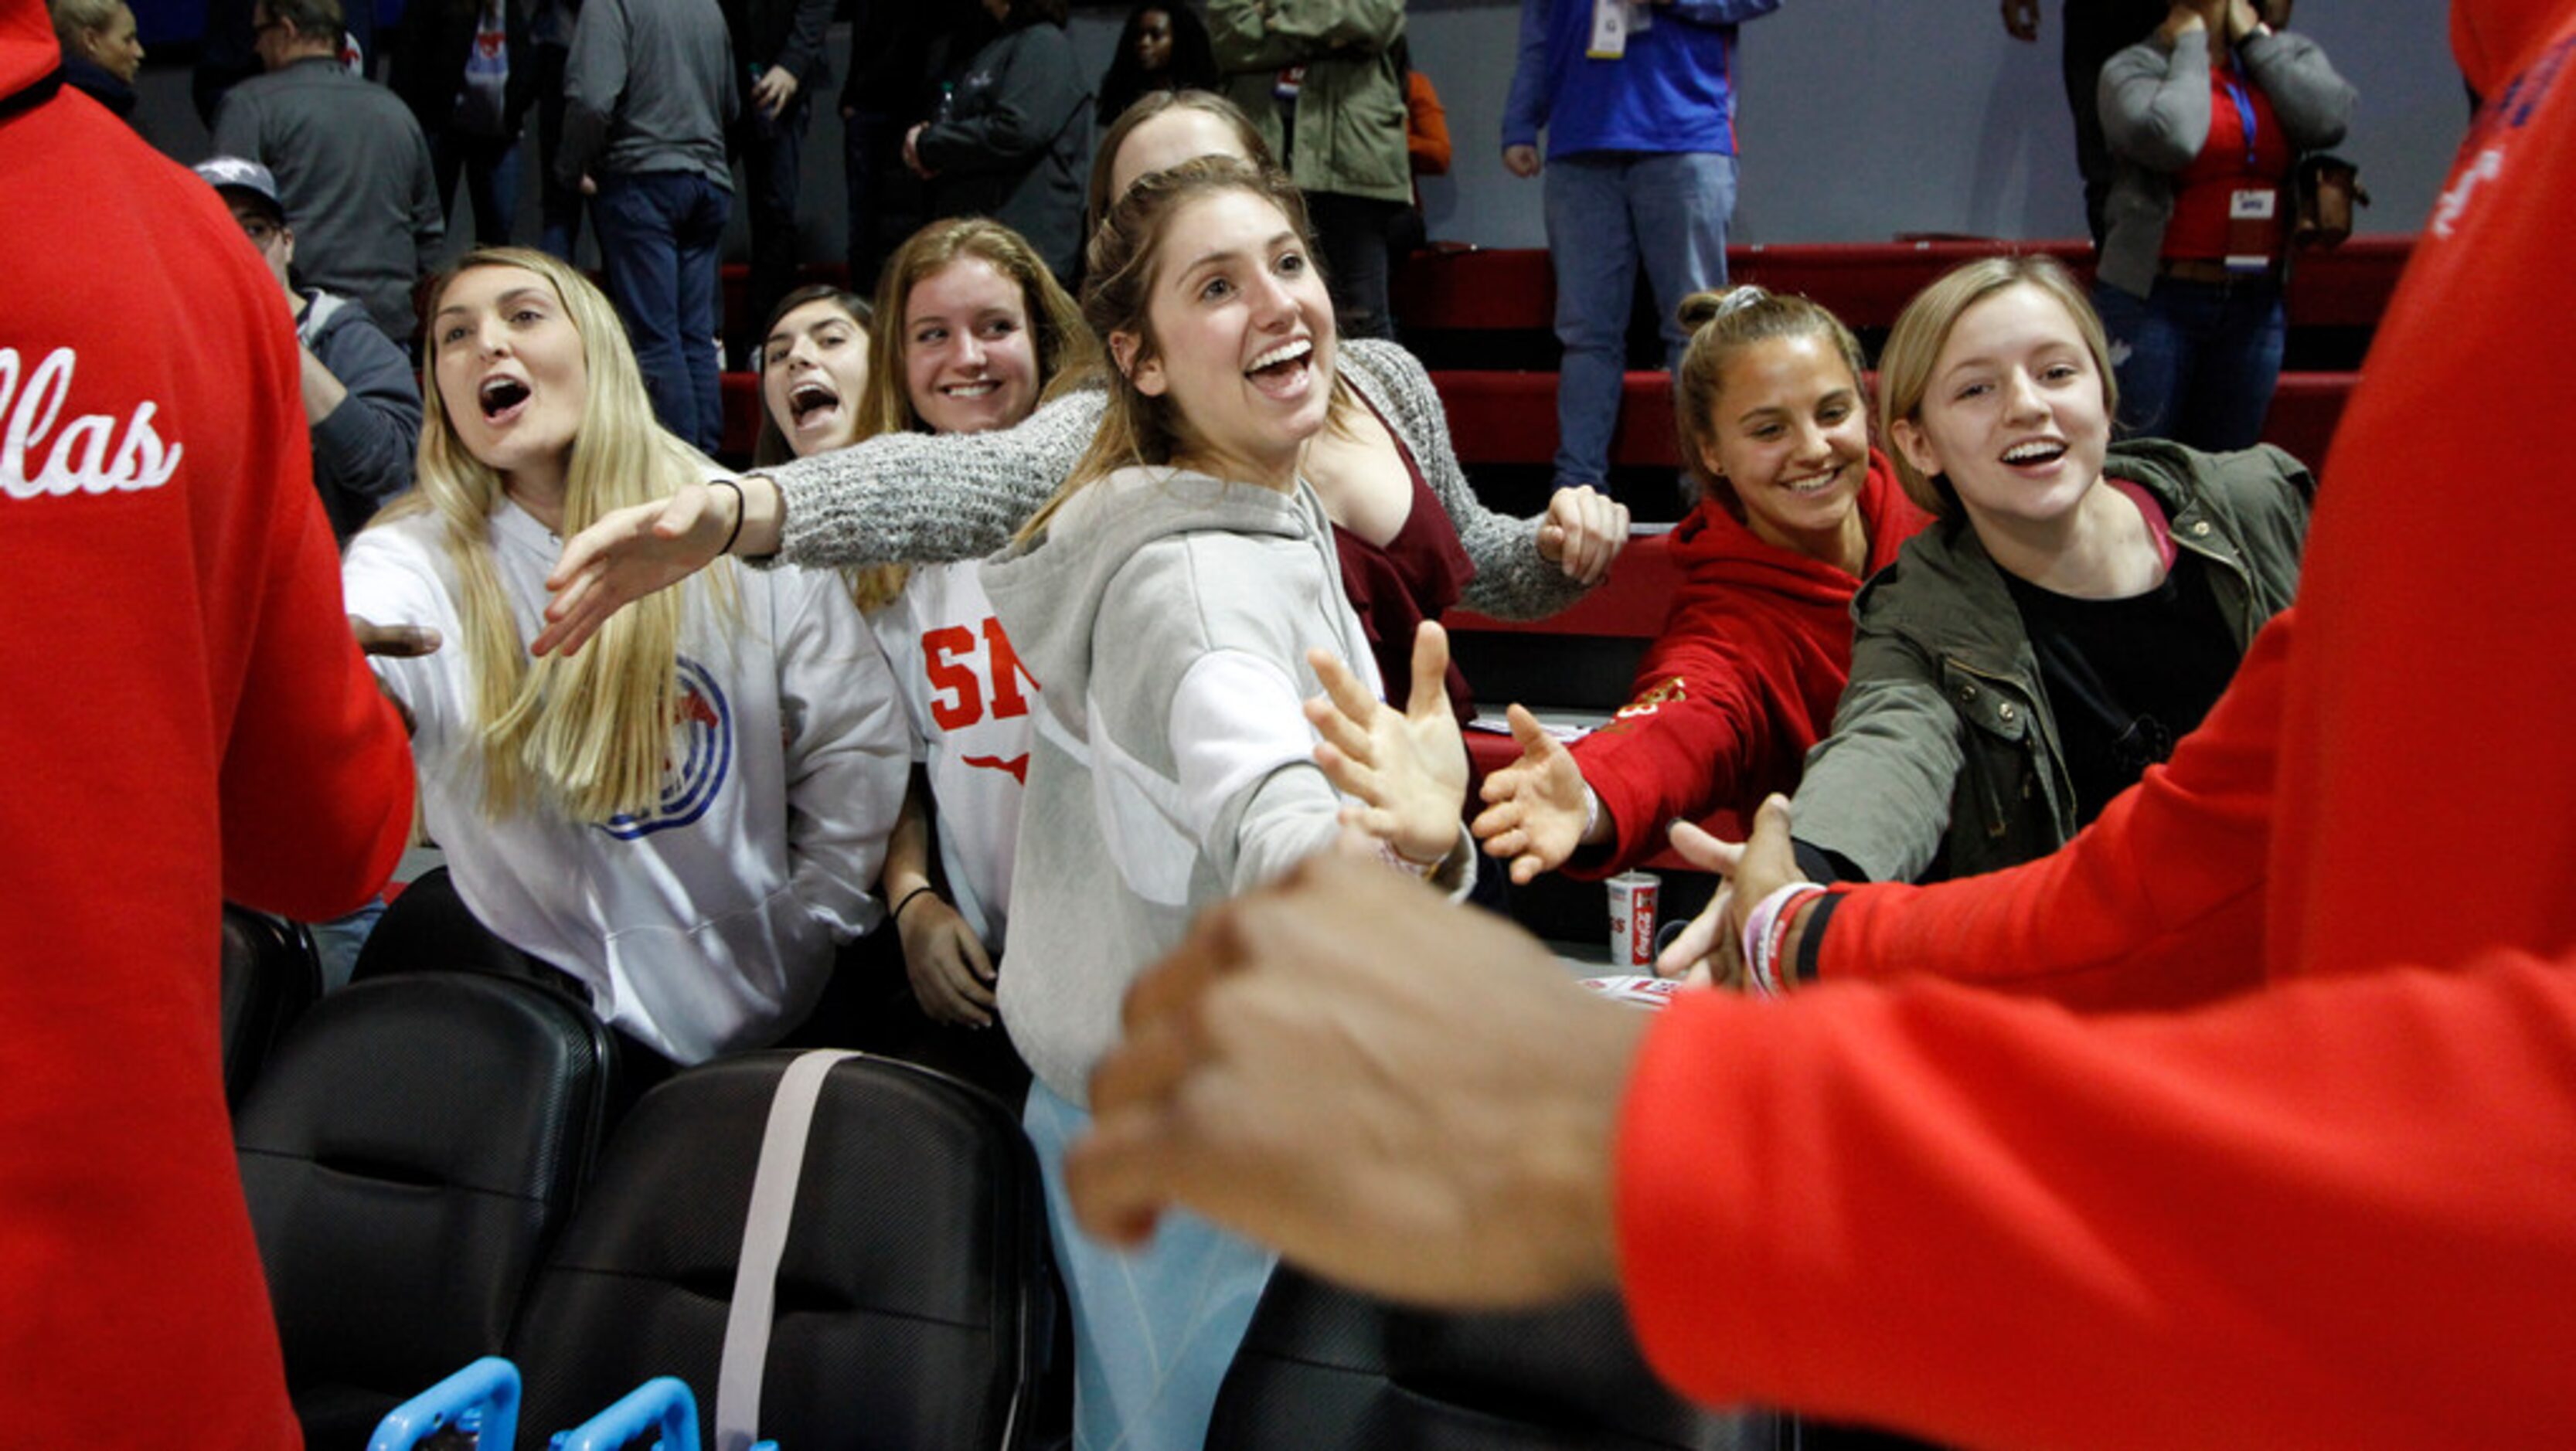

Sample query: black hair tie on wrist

[711,476,748,557]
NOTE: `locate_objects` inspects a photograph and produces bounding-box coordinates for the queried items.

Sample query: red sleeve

[1565,603,1784,880]
[211,250,416,921]
[1812,608,2293,1011]
[1614,951,2576,1449]
[216,470,417,919]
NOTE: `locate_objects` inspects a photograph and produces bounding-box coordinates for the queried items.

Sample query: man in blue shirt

[1502,0,1778,501]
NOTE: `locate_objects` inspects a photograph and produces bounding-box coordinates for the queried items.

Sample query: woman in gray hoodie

[982,155,1472,1451]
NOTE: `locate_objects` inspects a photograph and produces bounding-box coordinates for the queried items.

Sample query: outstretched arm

[1305,621,1470,871]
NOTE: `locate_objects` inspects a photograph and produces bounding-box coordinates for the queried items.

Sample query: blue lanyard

[2220,52,2261,169]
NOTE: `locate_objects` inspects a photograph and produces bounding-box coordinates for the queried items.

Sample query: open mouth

[2002,439,2067,467]
[478,375,529,421]
[940,380,1001,400]
[1245,338,1315,398]
[789,380,839,425]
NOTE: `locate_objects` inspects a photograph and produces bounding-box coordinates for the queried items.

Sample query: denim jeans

[430,130,522,248]
[593,170,731,454]
[733,94,809,369]
[1307,190,1406,342]
[2092,274,2285,453]
[1543,150,1736,491]
[533,42,584,260]
[1023,1078,1274,1451]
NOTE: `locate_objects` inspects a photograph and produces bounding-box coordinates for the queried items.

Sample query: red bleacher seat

[1429,370,1679,470]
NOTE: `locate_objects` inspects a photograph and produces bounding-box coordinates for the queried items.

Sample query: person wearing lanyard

[2092,0,2352,452]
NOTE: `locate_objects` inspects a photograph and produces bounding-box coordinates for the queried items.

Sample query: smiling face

[1133,7,1173,70]
[1124,188,1335,489]
[430,264,589,499]
[1889,282,2112,537]
[900,257,1040,436]
[1700,331,1872,558]
[762,299,870,457]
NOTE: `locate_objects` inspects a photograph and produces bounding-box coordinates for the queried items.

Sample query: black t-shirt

[2004,546,2241,827]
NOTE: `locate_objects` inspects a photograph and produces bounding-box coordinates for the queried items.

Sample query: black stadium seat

[351,865,560,994]
[219,905,322,1108]
[1208,1271,1781,1451]
[234,972,616,1446]
[509,1052,1057,1449]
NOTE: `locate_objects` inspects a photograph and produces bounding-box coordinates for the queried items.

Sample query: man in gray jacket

[562,0,736,453]
[211,0,441,345]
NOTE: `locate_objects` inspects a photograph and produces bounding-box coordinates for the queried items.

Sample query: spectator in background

[213,0,442,345]
[562,0,736,453]
[1207,0,1410,339]
[531,0,585,259]
[1094,0,1217,127]
[48,0,141,120]
[393,0,536,249]
[193,0,369,127]
[2000,0,2170,245]
[904,0,1091,286]
[1383,36,1448,314]
[196,157,421,543]
[1502,0,1778,504]
[720,0,835,369]
[2093,0,2352,451]
[839,0,941,295]
[1,0,417,1432]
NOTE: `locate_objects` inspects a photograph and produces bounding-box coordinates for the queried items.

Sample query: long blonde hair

[849,216,1101,607]
[379,246,730,822]
[1016,157,1317,545]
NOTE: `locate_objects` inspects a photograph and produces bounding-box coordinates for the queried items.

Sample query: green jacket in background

[1206,0,1411,206]
[1792,439,2315,885]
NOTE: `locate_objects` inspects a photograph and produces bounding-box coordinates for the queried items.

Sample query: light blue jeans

[1543,150,1737,489]
[1023,1078,1274,1451]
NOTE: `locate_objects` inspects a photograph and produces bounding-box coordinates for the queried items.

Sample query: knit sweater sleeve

[1343,338,1588,621]
[767,386,1105,569]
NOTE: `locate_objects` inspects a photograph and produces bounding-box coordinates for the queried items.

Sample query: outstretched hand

[1305,621,1468,868]
[348,615,440,735]
[1070,851,1643,1305]
[533,480,740,658]
[1536,484,1629,585]
[1654,795,1806,991]
[1472,704,1595,884]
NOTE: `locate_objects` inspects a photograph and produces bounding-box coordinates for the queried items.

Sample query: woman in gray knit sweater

[535,92,1628,661]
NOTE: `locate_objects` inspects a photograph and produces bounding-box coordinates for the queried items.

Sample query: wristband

[1579,785,1602,844]
[890,884,937,926]
[712,476,747,557]
[1741,882,1826,999]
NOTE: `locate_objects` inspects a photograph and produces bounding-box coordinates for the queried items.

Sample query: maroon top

[1331,396,1478,726]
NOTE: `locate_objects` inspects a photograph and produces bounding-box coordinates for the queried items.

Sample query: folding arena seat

[1206,1270,1781,1451]
[235,971,617,1446]
[219,905,322,1107]
[349,865,559,992]
[508,1051,1057,1449]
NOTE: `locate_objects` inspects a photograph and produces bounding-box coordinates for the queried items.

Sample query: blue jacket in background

[1501,0,1778,158]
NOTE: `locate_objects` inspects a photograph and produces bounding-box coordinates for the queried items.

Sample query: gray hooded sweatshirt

[983,465,1468,1103]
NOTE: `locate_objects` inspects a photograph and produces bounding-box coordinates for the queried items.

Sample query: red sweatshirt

[1,4,417,1440]
[1570,454,1927,878]
[1613,3,2576,1446]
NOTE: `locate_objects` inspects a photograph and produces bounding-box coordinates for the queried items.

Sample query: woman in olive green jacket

[1790,256,2311,885]
[1206,0,1411,337]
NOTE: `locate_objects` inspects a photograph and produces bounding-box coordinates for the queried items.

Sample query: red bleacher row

[711,236,2405,473]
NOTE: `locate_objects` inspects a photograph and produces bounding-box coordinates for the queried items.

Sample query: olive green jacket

[1792,440,2314,884]
[1206,0,1412,206]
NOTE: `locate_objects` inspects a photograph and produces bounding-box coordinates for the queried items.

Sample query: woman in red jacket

[1472,287,1931,883]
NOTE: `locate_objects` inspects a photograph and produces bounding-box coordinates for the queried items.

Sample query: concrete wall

[133,1,2462,264]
